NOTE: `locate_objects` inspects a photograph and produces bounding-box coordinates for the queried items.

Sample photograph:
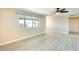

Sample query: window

[18,15,40,29]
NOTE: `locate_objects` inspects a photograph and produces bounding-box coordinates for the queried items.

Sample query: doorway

[69,16,79,35]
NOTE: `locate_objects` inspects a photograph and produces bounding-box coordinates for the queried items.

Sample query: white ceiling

[24,8,52,15]
[17,8,79,16]
[66,8,79,16]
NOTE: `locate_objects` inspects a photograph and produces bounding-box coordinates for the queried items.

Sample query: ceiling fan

[50,8,69,15]
[55,8,69,13]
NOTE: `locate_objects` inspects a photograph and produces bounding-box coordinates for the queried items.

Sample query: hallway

[0,31,79,51]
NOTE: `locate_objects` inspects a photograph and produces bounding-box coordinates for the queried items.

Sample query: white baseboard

[46,28,69,34]
[53,30,69,34]
[0,32,46,46]
[47,30,69,34]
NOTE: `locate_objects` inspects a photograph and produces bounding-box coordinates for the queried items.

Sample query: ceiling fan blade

[61,8,66,11]
[60,11,68,13]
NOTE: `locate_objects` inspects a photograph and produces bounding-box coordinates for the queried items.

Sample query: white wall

[46,14,69,33]
[69,17,79,32]
[0,9,19,43]
[0,9,46,43]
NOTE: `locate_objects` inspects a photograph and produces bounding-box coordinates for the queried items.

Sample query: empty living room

[0,8,79,51]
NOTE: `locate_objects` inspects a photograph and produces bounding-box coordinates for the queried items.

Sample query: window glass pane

[33,20,39,27]
[35,21,38,24]
[26,20,32,28]
[33,20,36,27]
[36,23,39,27]
[33,23,36,27]
[19,20,24,28]
[19,20,24,24]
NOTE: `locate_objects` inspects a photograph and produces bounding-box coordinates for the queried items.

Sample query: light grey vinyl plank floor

[0,32,79,51]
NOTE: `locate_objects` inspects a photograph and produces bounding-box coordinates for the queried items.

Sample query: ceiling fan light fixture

[56,12,61,15]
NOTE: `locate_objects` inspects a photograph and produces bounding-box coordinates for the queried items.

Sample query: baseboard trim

[0,32,46,46]
[48,30,69,34]
[53,30,69,34]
